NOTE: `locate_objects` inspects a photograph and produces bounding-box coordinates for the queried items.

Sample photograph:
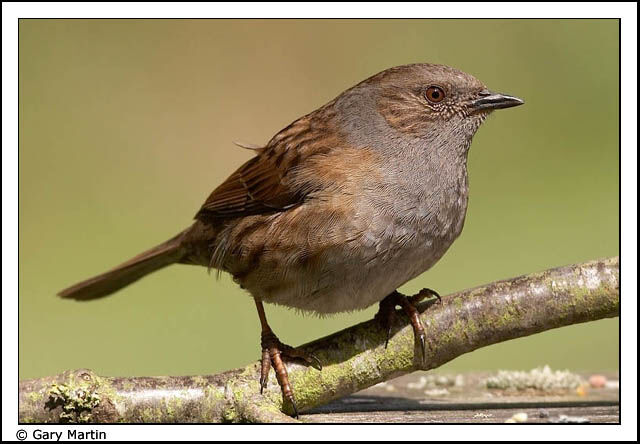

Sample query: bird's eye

[425,86,445,103]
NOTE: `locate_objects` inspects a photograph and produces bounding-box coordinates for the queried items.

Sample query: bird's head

[334,63,524,154]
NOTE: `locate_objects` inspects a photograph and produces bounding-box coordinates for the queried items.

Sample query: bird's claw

[376,290,436,366]
[413,287,442,305]
[417,331,427,365]
[307,354,323,371]
[385,325,392,349]
[290,398,299,419]
[259,331,321,417]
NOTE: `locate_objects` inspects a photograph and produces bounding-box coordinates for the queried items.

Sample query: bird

[58,63,524,416]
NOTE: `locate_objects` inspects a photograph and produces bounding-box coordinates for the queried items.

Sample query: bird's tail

[58,230,187,301]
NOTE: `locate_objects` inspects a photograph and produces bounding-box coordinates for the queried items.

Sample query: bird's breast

[358,164,470,289]
[229,165,469,314]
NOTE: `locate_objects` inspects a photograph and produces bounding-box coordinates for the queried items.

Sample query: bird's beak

[471,90,524,112]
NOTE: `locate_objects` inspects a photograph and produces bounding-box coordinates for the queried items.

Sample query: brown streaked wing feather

[195,147,301,220]
[195,104,339,221]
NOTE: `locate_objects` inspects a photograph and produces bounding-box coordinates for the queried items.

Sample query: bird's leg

[375,288,441,364]
[255,299,321,418]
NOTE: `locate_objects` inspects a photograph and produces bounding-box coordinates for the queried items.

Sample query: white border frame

[3,3,637,441]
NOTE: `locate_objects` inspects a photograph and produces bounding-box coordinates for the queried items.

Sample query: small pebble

[407,376,427,390]
[576,384,588,397]
[512,412,528,423]
[605,380,619,389]
[555,415,590,424]
[424,388,449,397]
[504,412,528,423]
[589,374,607,388]
[538,409,550,418]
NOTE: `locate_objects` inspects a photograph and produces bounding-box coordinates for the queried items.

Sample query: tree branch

[19,257,619,423]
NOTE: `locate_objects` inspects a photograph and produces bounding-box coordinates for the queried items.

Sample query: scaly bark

[19,257,619,423]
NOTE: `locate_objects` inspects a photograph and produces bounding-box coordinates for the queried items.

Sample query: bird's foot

[375,288,441,365]
[259,330,322,418]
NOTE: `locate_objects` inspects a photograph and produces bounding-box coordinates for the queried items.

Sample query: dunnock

[59,63,523,415]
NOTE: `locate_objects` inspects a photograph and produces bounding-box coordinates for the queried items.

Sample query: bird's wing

[195,113,334,221]
[195,148,302,220]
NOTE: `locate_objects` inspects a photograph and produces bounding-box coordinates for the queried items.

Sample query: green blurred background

[19,19,619,380]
